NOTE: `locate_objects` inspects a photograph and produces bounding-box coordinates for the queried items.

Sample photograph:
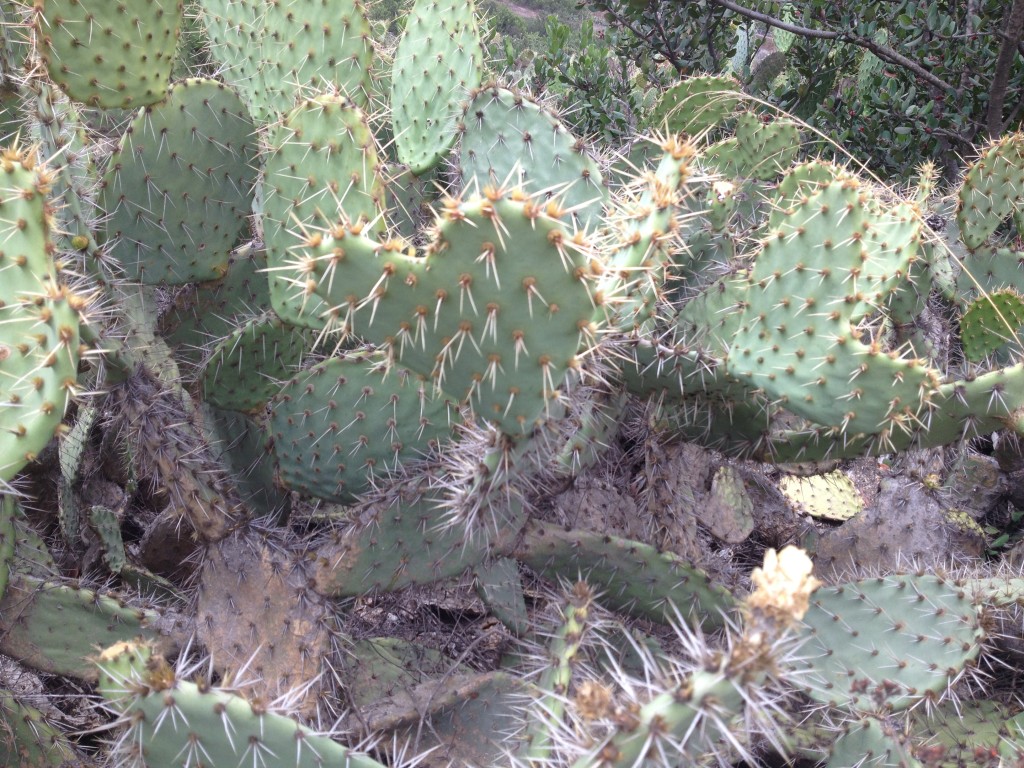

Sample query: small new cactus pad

[302,191,598,435]
[95,642,389,768]
[957,133,1024,250]
[703,465,755,542]
[779,470,864,521]
[795,574,983,712]
[263,96,385,328]
[270,353,459,503]
[602,142,693,334]
[200,312,317,412]
[87,505,127,574]
[391,0,484,173]
[959,288,1024,362]
[458,86,606,232]
[0,148,80,483]
[705,112,800,180]
[35,0,181,109]
[647,74,742,136]
[100,79,257,284]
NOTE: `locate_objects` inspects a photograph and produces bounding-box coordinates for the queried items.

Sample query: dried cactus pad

[779,471,864,521]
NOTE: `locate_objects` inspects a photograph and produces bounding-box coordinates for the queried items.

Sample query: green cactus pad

[0,149,80,483]
[911,700,1012,767]
[199,0,372,121]
[779,470,864,521]
[263,96,385,328]
[303,191,597,434]
[391,0,484,173]
[514,520,733,629]
[413,671,524,765]
[602,143,692,334]
[960,288,1024,362]
[955,245,1024,302]
[750,359,1024,461]
[312,477,526,596]
[101,79,257,284]
[196,0,265,113]
[458,86,606,232]
[0,496,14,601]
[1002,711,1024,764]
[343,637,454,710]
[385,163,439,241]
[35,0,181,109]
[726,177,928,439]
[203,404,289,521]
[826,716,919,768]
[96,642,389,768]
[647,74,742,136]
[160,245,271,370]
[270,353,459,503]
[795,574,983,712]
[774,159,843,206]
[200,312,317,412]
[473,557,527,635]
[0,575,174,681]
[705,112,800,180]
[0,691,83,767]
[87,505,126,574]
[261,0,373,110]
[855,45,888,99]
[957,133,1024,250]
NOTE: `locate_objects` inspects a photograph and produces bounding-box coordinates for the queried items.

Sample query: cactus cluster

[3,0,1024,766]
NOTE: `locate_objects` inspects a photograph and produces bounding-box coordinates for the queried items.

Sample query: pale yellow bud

[746,546,821,626]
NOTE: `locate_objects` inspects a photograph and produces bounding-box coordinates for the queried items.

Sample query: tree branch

[707,0,958,94]
[986,0,1024,136]
[845,30,956,94]
[711,0,838,39]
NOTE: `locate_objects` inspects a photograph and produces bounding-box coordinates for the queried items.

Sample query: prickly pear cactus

[34,0,181,109]
[0,147,82,483]
[391,0,483,173]
[100,79,257,283]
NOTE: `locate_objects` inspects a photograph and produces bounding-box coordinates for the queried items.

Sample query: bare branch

[707,0,958,94]
[711,0,838,39]
[986,0,1024,136]
[846,30,956,94]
